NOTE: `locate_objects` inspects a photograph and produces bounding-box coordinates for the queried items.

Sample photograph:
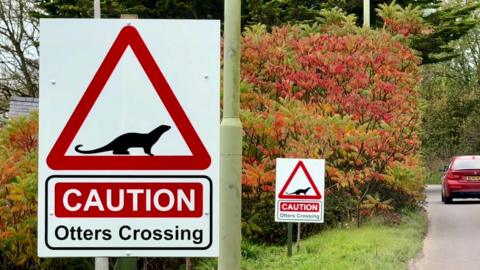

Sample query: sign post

[39,19,220,258]
[296,223,301,252]
[93,3,107,269]
[287,223,293,256]
[114,13,140,270]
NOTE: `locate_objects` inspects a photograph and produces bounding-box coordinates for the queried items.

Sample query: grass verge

[239,210,427,270]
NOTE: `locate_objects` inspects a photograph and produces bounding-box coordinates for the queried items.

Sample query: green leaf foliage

[412,1,480,64]
[33,0,222,19]
[33,0,479,65]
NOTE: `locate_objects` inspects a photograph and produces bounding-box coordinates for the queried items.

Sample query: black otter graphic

[74,125,171,156]
[288,187,311,195]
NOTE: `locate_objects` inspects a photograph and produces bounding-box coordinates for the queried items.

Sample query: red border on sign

[46,26,211,170]
[278,161,322,199]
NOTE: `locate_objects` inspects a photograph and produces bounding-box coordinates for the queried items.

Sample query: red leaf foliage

[239,25,425,241]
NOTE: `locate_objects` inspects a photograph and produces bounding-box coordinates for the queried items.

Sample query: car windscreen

[453,159,480,170]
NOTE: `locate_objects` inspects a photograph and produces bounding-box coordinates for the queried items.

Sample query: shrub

[240,24,424,243]
[0,113,93,269]
[0,113,39,268]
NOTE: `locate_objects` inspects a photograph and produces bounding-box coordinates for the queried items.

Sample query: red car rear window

[453,158,480,170]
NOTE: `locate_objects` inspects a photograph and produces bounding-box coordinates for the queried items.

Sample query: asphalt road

[413,185,480,270]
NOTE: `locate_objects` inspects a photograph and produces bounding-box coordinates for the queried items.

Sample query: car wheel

[441,189,445,202]
[444,194,453,204]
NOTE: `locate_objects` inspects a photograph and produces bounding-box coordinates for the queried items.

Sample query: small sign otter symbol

[287,187,311,195]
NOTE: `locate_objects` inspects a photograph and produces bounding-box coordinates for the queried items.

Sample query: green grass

[239,211,427,270]
[424,171,442,185]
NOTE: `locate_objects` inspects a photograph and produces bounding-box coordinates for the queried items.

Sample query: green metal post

[296,222,301,252]
[218,0,242,269]
[287,223,293,256]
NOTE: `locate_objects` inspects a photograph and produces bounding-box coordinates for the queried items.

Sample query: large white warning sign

[275,158,325,223]
[39,19,219,257]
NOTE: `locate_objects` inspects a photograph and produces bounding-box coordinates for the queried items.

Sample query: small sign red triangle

[278,161,322,199]
[47,26,211,170]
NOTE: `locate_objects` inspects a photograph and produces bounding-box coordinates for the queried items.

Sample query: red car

[442,155,480,204]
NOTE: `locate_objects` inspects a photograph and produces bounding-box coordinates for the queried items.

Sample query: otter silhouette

[74,125,171,156]
[288,187,311,195]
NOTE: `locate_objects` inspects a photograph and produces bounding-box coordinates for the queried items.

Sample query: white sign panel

[39,19,219,257]
[275,158,325,223]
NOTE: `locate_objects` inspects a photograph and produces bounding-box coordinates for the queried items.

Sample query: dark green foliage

[33,0,123,18]
[245,0,479,64]
[412,2,480,64]
[243,0,321,26]
[34,0,480,65]
[33,0,223,19]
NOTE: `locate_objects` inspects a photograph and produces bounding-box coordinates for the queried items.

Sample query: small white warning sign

[275,158,325,223]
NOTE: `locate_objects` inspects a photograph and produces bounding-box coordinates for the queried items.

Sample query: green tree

[34,0,479,64]
[244,0,480,64]
[412,1,480,64]
[0,0,39,113]
[34,0,222,19]
[243,0,321,25]
[421,26,480,166]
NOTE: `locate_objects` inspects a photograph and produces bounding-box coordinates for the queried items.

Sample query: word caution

[56,182,203,218]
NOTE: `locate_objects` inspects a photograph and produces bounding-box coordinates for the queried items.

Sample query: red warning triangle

[278,161,322,199]
[47,26,211,170]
